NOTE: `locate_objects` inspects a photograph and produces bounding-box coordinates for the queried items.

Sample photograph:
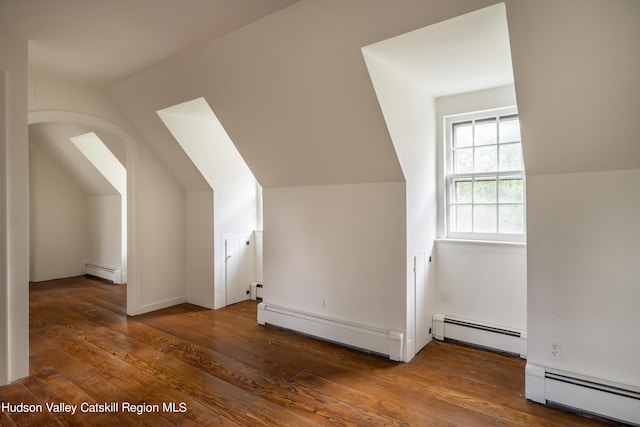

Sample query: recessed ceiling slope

[70,132,126,196]
[0,0,299,87]
[363,3,514,97]
[157,97,257,192]
[29,122,118,195]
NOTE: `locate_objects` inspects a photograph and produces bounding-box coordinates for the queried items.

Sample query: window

[445,108,525,241]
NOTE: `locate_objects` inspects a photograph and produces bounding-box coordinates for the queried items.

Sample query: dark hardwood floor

[0,276,620,426]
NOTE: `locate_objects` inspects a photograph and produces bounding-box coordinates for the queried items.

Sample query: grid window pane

[454,123,473,148]
[474,145,497,173]
[454,148,473,173]
[474,179,496,203]
[499,143,523,171]
[498,178,523,203]
[447,111,524,240]
[499,117,520,143]
[474,205,497,233]
[475,118,497,146]
[452,205,472,232]
[454,179,472,203]
[499,205,524,234]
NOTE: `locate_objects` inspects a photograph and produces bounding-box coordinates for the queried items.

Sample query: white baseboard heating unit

[526,363,640,425]
[258,302,404,361]
[84,263,122,284]
[432,313,526,357]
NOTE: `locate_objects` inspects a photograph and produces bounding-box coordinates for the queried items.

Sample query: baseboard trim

[31,268,85,283]
[257,302,404,361]
[433,313,526,357]
[526,362,640,425]
[84,263,122,284]
[139,296,187,314]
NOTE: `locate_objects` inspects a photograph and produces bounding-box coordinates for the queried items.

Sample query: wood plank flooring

[0,276,622,426]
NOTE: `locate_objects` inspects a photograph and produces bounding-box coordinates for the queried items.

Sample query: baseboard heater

[84,263,122,284]
[432,313,526,357]
[527,363,640,425]
[257,302,404,361]
[250,282,263,300]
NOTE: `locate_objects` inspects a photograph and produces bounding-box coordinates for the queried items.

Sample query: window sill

[435,238,526,255]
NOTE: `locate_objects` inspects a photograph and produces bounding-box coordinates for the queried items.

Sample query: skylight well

[70,132,126,195]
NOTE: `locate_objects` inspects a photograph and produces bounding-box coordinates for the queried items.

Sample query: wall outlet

[550,341,562,360]
[321,297,327,311]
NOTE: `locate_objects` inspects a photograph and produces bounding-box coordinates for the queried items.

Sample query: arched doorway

[28,111,139,315]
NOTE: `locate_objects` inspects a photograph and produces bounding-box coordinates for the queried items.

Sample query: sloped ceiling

[107,0,505,188]
[507,0,640,175]
[29,122,120,195]
[0,0,300,87]
[362,3,514,98]
[10,0,638,189]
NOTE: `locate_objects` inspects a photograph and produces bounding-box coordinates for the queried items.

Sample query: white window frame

[444,106,526,243]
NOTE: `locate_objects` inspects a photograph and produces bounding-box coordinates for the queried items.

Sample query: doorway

[28,111,138,314]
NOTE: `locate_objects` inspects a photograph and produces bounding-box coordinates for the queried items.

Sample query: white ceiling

[362,3,514,98]
[29,122,119,195]
[0,0,299,87]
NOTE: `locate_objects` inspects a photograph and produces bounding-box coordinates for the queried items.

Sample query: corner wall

[29,75,190,316]
[362,50,438,359]
[506,0,640,422]
[263,183,406,336]
[135,142,186,313]
[185,189,214,308]
[0,35,29,384]
[527,168,640,380]
[29,144,88,281]
[157,102,259,308]
[433,86,527,336]
[86,194,122,272]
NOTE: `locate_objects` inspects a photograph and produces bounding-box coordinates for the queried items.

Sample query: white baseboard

[257,302,404,361]
[186,290,214,309]
[84,263,122,284]
[139,296,187,314]
[31,267,84,283]
[526,362,640,425]
[433,313,526,357]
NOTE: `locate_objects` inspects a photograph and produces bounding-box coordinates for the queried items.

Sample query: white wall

[29,71,191,316]
[30,135,124,282]
[431,86,527,333]
[157,99,259,308]
[87,194,122,271]
[136,142,186,312]
[436,85,518,237]
[527,169,640,385]
[435,240,526,330]
[264,183,406,332]
[29,71,131,128]
[362,50,438,358]
[505,1,640,420]
[29,144,88,281]
[103,0,516,360]
[0,35,29,384]
[0,69,6,385]
[185,189,215,308]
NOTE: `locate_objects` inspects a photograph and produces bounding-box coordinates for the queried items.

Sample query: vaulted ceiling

[0,0,299,87]
[4,0,639,189]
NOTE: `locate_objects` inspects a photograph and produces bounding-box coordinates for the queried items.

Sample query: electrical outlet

[322,297,327,311]
[550,341,562,361]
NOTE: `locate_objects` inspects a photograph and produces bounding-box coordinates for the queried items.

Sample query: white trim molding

[139,296,186,314]
[433,313,526,357]
[258,302,404,361]
[526,362,640,425]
